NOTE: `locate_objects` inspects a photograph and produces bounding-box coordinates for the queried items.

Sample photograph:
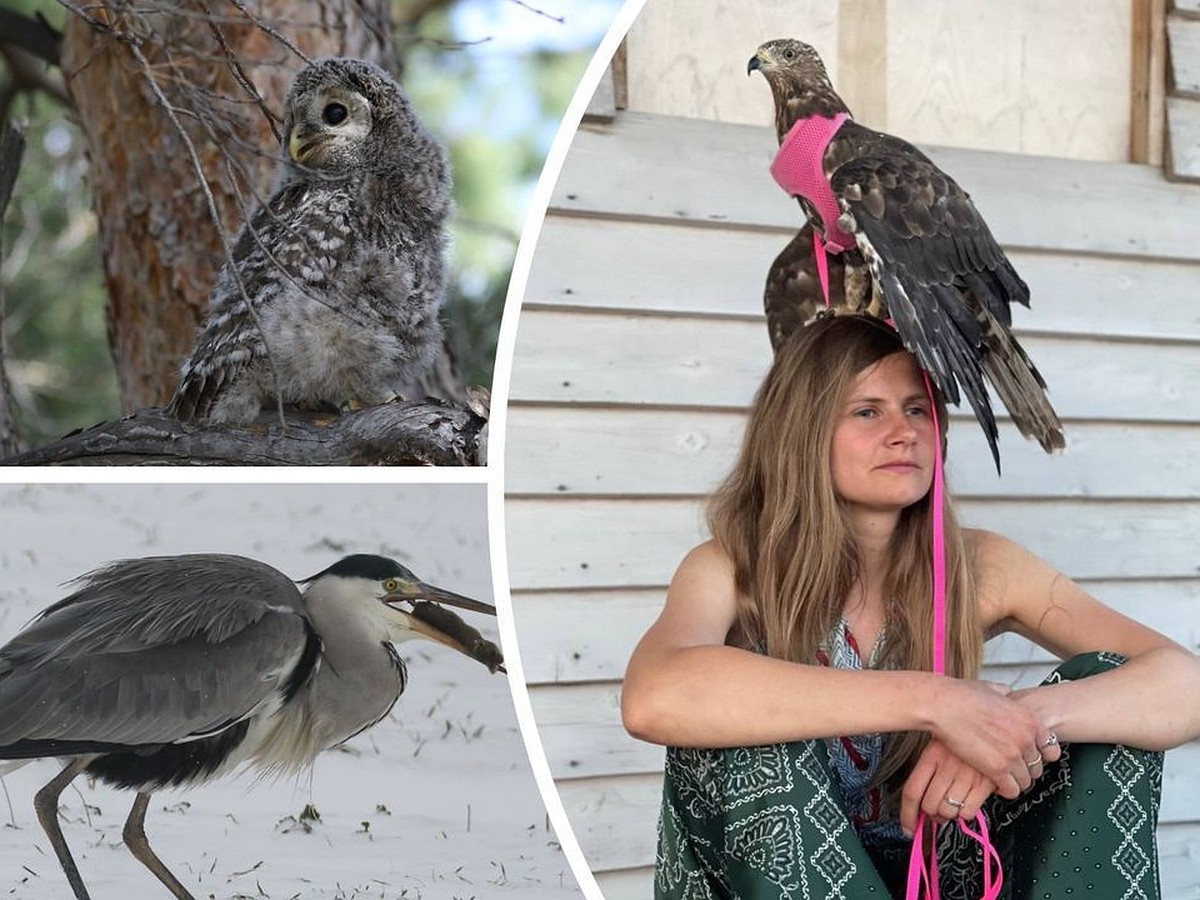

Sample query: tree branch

[0,400,486,466]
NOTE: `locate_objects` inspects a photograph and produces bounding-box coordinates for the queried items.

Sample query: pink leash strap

[811,238,1002,900]
[906,368,1002,900]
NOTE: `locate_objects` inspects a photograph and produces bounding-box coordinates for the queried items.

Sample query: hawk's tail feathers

[979,311,1066,454]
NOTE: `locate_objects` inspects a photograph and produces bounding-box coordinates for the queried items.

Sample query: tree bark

[59,0,397,412]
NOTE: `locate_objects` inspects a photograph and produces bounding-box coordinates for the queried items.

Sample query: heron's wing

[0,555,313,751]
[828,127,1063,465]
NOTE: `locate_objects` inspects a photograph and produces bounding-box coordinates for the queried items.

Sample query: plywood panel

[622,0,1134,162]
[506,498,1200,589]
[510,310,1200,424]
[506,408,1200,501]
[525,215,1200,342]
[888,0,1130,161]
[515,581,1200,687]
[623,0,836,125]
[553,115,1200,262]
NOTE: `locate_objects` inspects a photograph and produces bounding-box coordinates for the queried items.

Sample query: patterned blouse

[815,620,906,846]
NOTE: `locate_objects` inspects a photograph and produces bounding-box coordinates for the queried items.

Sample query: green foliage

[2,95,116,448]
[399,3,605,386]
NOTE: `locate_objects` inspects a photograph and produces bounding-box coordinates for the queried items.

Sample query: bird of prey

[0,553,502,900]
[168,58,452,424]
[749,38,1064,468]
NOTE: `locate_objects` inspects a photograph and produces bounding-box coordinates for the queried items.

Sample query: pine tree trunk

[60,1,396,411]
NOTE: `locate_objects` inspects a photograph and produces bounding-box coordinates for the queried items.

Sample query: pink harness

[775,116,1003,900]
[769,112,856,254]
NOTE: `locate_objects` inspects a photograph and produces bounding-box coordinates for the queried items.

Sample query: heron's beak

[383,582,504,674]
[385,580,496,615]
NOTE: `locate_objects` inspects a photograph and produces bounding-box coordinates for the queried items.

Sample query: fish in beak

[383,580,505,674]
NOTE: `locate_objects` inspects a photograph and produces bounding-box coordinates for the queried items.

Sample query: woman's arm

[977,530,1200,751]
[622,541,1053,797]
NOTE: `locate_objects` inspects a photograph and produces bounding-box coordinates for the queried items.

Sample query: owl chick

[168,58,452,424]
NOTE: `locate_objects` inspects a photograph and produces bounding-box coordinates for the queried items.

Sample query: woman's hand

[900,739,994,835]
[926,678,1061,799]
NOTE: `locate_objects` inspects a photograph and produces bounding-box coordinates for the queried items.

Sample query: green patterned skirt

[656,652,1164,899]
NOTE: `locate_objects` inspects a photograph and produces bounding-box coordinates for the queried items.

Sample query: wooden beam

[1132,0,1168,162]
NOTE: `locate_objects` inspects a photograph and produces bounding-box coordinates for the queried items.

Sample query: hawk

[168,58,452,424]
[749,39,1064,469]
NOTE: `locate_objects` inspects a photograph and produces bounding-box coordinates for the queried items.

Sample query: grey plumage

[168,58,453,424]
[0,552,501,900]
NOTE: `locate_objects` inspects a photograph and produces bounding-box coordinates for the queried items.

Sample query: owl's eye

[323,102,349,126]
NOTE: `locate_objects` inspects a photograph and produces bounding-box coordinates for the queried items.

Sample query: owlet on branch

[168,57,452,424]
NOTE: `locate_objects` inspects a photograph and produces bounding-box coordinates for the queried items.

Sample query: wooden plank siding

[504,111,1200,898]
[1168,8,1200,180]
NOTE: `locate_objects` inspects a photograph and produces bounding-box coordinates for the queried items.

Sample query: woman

[622,315,1200,898]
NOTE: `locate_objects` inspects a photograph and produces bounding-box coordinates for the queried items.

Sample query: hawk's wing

[828,126,1064,466]
[763,223,842,351]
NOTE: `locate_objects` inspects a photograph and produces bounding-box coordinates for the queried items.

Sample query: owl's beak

[288,127,323,164]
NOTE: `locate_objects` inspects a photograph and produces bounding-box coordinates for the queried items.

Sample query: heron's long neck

[300,591,406,751]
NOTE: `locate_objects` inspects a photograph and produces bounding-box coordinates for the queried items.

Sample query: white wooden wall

[624,0,1142,163]
[504,110,1200,898]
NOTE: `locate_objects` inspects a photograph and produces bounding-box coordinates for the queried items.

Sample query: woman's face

[830,351,936,515]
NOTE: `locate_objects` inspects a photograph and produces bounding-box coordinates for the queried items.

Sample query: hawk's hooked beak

[382,581,505,673]
[748,53,763,76]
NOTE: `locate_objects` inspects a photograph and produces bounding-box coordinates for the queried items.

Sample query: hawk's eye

[784,49,795,60]
[323,102,349,125]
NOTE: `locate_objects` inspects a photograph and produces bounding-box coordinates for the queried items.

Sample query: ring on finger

[1025,754,1043,769]
[1042,731,1059,749]
[944,796,965,810]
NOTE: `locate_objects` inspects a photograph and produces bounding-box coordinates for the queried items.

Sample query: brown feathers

[751,38,1064,470]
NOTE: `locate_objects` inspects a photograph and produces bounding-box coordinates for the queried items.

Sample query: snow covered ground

[0,483,579,900]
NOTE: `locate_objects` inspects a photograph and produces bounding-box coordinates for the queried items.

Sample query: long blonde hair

[708,315,981,785]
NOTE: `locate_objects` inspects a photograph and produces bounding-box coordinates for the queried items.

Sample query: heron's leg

[122,792,197,900]
[33,757,92,900]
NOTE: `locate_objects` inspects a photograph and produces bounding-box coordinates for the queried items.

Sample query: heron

[0,552,504,900]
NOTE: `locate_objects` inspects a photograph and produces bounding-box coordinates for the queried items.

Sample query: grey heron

[0,552,504,900]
